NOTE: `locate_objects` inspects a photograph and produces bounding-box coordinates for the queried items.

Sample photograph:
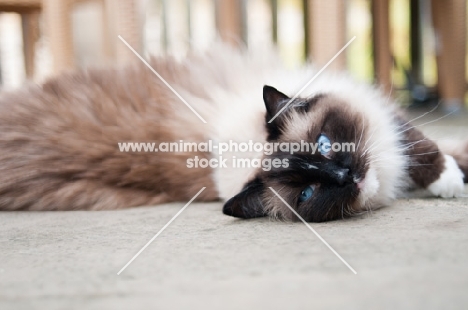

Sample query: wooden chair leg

[106,0,141,62]
[371,0,392,94]
[306,0,346,71]
[42,0,74,73]
[431,0,466,111]
[216,0,243,47]
[21,12,40,79]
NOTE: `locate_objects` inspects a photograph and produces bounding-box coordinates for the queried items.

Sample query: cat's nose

[335,168,351,185]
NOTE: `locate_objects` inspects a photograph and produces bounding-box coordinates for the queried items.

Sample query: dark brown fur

[398,119,446,187]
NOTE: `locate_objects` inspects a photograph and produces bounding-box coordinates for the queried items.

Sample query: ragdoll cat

[0,44,466,222]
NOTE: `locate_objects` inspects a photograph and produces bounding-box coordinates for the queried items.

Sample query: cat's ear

[223,177,267,219]
[263,85,290,117]
[263,85,291,140]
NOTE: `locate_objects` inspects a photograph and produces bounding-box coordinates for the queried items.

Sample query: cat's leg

[401,124,465,197]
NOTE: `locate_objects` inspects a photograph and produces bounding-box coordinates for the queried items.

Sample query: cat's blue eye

[317,134,331,156]
[298,185,315,203]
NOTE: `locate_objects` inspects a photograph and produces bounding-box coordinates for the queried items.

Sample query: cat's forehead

[281,94,363,141]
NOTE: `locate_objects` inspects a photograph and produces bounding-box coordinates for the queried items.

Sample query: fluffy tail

[439,140,468,183]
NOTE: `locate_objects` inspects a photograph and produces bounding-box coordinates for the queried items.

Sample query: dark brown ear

[263,85,290,117]
[263,85,291,140]
[222,177,267,219]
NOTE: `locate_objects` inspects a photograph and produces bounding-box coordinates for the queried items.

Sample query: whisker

[367,148,439,162]
[363,108,453,160]
[369,152,439,165]
[324,202,335,220]
[408,150,440,157]
[372,164,434,168]
[383,71,395,104]
[399,139,429,151]
[356,116,366,151]
[397,101,441,129]
[360,126,380,158]
[395,110,456,137]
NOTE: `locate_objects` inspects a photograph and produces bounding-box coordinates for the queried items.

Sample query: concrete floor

[1,112,468,310]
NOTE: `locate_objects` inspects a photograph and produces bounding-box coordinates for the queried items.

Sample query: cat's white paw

[428,155,465,198]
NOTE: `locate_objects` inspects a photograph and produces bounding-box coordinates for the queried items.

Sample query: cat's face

[223,86,374,222]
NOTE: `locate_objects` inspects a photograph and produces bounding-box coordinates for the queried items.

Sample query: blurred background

[0,0,467,111]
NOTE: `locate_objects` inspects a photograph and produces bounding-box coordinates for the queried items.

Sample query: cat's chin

[357,167,380,208]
